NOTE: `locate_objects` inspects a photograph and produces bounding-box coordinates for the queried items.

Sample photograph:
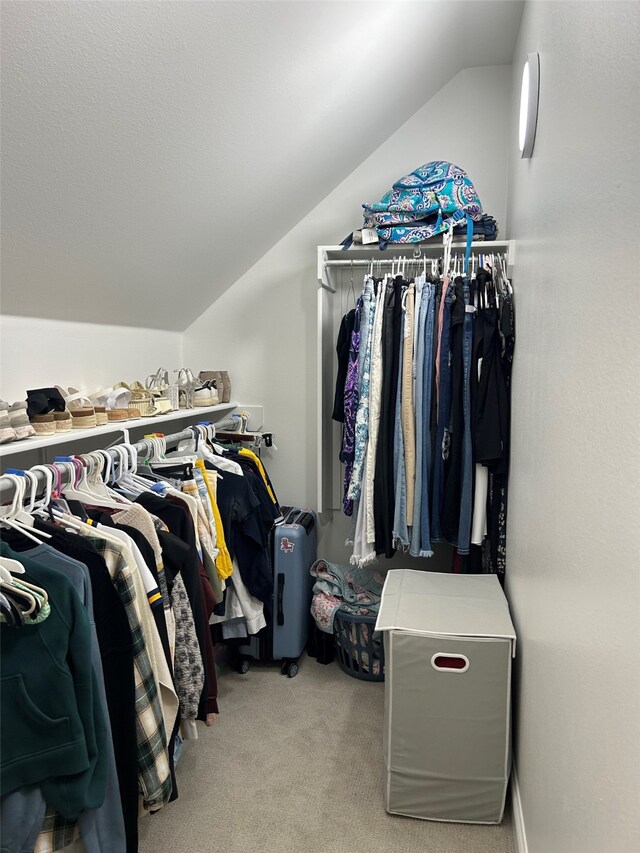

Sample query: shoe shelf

[0,402,239,459]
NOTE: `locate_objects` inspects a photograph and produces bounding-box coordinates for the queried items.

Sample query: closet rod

[0,424,209,501]
[324,251,509,268]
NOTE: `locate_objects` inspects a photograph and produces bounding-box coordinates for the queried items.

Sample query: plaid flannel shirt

[34,805,80,853]
[82,533,172,810]
[182,478,216,560]
[33,528,172,853]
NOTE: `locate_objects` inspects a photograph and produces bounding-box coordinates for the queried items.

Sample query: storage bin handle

[431,653,469,673]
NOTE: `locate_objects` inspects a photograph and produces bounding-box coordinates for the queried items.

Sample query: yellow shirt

[195,459,234,580]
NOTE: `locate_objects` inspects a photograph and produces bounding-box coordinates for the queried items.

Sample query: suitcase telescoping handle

[276,572,285,626]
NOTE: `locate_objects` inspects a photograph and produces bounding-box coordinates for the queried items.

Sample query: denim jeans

[457,279,474,553]
[410,280,434,557]
[419,283,436,556]
[410,280,427,556]
[431,284,455,541]
[392,310,409,548]
[412,277,424,399]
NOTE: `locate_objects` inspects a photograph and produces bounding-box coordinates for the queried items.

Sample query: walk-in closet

[1,2,638,853]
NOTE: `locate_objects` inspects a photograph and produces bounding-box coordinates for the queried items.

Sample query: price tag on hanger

[361,229,379,245]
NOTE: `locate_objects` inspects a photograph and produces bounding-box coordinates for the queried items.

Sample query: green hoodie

[0,543,107,819]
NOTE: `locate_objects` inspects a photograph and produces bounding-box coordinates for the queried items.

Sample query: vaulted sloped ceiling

[1,1,523,330]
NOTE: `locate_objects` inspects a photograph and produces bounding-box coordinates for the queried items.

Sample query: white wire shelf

[0,401,239,458]
[317,240,514,291]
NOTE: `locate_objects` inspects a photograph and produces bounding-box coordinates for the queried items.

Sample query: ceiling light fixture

[519,52,540,159]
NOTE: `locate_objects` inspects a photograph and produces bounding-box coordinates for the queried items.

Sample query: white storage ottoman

[375,570,516,824]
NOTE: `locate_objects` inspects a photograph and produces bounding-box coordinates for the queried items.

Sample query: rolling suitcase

[236,507,317,677]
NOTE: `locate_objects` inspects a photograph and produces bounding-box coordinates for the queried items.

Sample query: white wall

[506,3,640,852]
[0,315,182,403]
[184,64,512,564]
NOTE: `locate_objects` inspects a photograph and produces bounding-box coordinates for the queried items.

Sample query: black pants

[374,277,403,558]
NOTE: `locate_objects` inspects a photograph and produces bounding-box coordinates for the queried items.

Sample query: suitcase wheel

[236,657,250,675]
[282,661,299,678]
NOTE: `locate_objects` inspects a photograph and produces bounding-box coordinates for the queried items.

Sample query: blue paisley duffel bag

[362,160,483,244]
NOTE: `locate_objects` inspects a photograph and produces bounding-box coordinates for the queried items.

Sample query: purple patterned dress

[340,297,363,515]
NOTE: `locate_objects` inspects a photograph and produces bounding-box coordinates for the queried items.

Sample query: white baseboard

[511,765,529,853]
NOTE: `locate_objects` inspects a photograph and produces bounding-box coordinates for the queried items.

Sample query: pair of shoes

[53,386,103,430]
[174,368,199,409]
[175,368,219,407]
[0,401,37,442]
[199,371,231,403]
[0,402,16,443]
[193,379,219,406]
[145,369,173,414]
[9,402,37,439]
[146,368,169,392]
[127,380,171,417]
[117,382,155,418]
[59,385,142,426]
[88,386,140,422]
[27,387,73,434]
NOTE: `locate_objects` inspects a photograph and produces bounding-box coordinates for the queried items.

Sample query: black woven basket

[333,610,384,682]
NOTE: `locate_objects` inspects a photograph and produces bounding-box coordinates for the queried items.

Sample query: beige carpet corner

[139,659,515,853]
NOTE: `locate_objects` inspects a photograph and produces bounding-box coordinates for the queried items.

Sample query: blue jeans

[457,279,474,553]
[431,285,455,541]
[419,284,436,555]
[392,310,409,548]
[411,282,435,557]
[410,281,428,556]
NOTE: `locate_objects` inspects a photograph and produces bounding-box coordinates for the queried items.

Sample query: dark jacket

[0,544,107,819]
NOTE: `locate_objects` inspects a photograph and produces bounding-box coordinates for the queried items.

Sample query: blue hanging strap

[463,213,473,275]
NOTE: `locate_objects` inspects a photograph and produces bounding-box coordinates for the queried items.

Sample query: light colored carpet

[139,658,515,853]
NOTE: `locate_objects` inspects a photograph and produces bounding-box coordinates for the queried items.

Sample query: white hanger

[442,224,454,277]
[0,557,26,579]
[96,449,114,485]
[12,471,52,539]
[83,452,113,499]
[28,466,54,510]
[0,475,44,544]
[0,575,38,614]
[112,446,150,502]
[157,435,197,467]
[98,446,135,499]
[58,458,129,510]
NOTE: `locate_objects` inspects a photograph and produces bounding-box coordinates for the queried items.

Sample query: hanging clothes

[332,308,356,422]
[373,276,403,558]
[0,427,282,853]
[334,249,515,576]
[340,295,363,516]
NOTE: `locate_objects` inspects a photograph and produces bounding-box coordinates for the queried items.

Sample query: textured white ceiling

[1,1,523,330]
